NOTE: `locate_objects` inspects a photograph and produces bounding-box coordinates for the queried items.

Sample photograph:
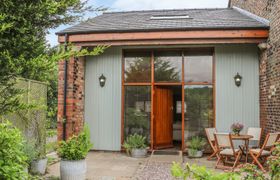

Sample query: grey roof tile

[57,8,269,34]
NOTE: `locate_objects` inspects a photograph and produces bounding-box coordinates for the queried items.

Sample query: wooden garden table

[231,134,253,163]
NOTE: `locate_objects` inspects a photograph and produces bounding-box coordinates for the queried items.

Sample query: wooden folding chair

[247,127,262,148]
[239,127,262,157]
[205,128,218,160]
[214,133,242,171]
[249,132,280,172]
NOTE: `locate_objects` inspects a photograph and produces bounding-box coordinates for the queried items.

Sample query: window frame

[121,48,216,151]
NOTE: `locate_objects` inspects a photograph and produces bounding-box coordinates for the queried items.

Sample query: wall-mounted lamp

[234,73,242,87]
[99,74,106,87]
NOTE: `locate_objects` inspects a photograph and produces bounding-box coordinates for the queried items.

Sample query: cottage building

[56,7,270,151]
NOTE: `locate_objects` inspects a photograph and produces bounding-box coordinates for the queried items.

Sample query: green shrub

[171,163,240,180]
[57,126,93,160]
[22,140,39,166]
[268,142,280,180]
[0,121,28,179]
[171,163,241,180]
[171,142,280,180]
[187,136,206,155]
[123,133,147,153]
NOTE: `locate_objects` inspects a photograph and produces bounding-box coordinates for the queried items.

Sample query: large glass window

[154,51,182,82]
[124,86,151,144]
[184,55,213,83]
[124,52,151,82]
[184,85,213,141]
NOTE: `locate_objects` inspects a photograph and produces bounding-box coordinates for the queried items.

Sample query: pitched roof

[57,8,269,35]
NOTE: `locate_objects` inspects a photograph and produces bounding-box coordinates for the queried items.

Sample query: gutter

[63,34,68,141]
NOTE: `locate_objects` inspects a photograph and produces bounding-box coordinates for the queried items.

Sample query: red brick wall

[231,0,280,135]
[57,56,85,140]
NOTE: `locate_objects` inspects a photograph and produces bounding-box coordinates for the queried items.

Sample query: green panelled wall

[215,45,260,133]
[84,45,260,150]
[85,47,122,151]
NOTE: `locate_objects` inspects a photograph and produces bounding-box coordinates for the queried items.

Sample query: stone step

[149,150,183,163]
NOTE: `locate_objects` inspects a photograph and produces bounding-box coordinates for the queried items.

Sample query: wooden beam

[58,30,268,43]
[69,38,267,46]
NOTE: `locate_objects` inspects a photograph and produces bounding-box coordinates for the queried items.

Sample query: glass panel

[154,51,182,82]
[124,52,151,82]
[124,86,151,144]
[184,85,213,143]
[184,55,212,83]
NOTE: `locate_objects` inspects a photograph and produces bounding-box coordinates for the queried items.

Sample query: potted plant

[123,133,147,158]
[187,136,206,158]
[58,126,93,180]
[30,155,48,175]
[22,140,39,173]
[231,122,244,135]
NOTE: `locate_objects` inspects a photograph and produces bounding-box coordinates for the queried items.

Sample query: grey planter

[131,148,147,158]
[188,149,203,158]
[30,158,48,175]
[60,159,86,180]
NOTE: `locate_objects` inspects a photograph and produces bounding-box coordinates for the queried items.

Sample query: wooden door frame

[121,48,216,151]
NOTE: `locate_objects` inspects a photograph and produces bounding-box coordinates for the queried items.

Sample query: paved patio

[46,151,221,180]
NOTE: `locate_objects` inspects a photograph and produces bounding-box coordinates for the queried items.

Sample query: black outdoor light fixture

[99,74,106,87]
[234,73,242,87]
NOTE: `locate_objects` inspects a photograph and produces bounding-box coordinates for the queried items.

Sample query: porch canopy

[56,7,269,46]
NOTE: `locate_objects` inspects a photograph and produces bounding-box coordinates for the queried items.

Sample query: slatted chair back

[247,127,262,141]
[247,127,262,147]
[205,128,218,160]
[205,128,216,142]
[214,133,233,149]
[264,132,280,148]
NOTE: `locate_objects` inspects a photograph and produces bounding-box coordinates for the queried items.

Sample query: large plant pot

[30,158,48,175]
[188,149,203,158]
[131,148,147,158]
[60,159,86,180]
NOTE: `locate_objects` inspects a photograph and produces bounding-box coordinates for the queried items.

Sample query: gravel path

[134,161,175,180]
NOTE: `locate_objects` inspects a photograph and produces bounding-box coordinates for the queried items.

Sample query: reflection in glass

[184,85,213,142]
[184,56,212,83]
[154,51,182,82]
[124,52,151,82]
[124,86,151,144]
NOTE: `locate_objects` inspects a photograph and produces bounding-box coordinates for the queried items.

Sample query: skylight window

[150,15,191,20]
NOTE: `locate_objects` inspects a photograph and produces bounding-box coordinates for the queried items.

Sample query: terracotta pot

[60,159,86,180]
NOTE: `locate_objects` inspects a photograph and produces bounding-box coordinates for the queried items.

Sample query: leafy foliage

[268,142,280,180]
[172,142,280,180]
[0,0,107,117]
[123,134,147,153]
[0,121,28,179]
[187,136,206,155]
[239,164,266,180]
[171,163,240,180]
[22,140,39,167]
[58,126,93,160]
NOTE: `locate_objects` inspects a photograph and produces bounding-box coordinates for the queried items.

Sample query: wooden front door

[154,86,173,149]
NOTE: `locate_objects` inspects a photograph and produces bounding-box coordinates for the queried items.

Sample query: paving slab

[46,152,224,179]
[46,151,147,179]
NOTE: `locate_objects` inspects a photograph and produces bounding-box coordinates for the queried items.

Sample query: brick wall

[57,56,85,140]
[231,0,280,135]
